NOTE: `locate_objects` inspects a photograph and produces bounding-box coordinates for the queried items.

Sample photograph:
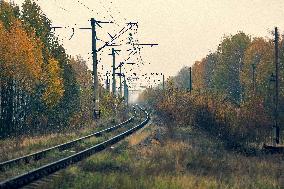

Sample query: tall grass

[38,124,282,189]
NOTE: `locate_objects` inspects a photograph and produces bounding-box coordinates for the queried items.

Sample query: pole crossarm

[79,27,92,30]
[133,43,158,47]
[97,22,138,52]
[115,62,136,70]
[51,26,63,30]
[126,22,138,26]
[106,44,121,47]
[114,49,121,55]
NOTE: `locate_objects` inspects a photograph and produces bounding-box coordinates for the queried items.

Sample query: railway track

[0,105,143,170]
[0,117,134,171]
[0,105,150,189]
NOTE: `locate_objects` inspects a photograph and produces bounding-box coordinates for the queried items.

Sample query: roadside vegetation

[37,123,282,189]
[0,0,131,182]
[0,0,127,139]
[0,117,137,181]
[139,32,284,150]
[0,116,122,163]
[0,1,283,188]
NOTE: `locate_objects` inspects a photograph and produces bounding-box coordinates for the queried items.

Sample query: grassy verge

[0,113,143,181]
[38,122,282,189]
[0,115,126,162]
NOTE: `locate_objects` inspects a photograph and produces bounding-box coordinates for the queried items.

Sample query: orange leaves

[192,60,206,91]
[0,17,64,108]
[241,37,274,97]
[42,58,64,108]
[0,20,43,91]
[0,1,97,135]
[141,31,279,145]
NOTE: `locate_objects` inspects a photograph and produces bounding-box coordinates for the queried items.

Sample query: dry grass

[128,128,152,146]
[0,117,119,162]
[35,123,280,188]
[6,122,282,189]
[0,132,78,162]
[0,115,137,182]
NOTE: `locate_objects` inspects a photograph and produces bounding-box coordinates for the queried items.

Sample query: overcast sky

[12,0,284,92]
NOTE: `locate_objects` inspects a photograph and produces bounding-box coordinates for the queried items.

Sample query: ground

[32,119,283,189]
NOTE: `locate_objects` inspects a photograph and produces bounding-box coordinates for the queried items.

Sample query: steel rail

[0,115,135,170]
[0,106,149,189]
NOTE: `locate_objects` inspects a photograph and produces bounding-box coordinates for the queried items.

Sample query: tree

[42,58,64,108]
[0,1,94,136]
[174,66,192,91]
[203,53,219,89]
[192,60,205,91]
[212,32,251,104]
[241,37,274,99]
[21,0,52,49]
[69,56,93,123]
[0,18,44,136]
[0,1,20,29]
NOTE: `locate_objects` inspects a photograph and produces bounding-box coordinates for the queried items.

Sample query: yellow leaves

[0,19,4,33]
[0,19,43,91]
[0,18,65,108]
[42,58,64,108]
[241,37,274,97]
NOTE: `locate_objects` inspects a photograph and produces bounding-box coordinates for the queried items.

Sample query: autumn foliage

[0,1,97,137]
[140,32,284,150]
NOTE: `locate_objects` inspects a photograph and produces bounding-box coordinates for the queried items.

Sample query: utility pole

[126,85,129,105]
[109,48,121,96]
[189,67,192,94]
[108,78,111,93]
[91,18,98,117]
[112,48,116,96]
[123,75,129,105]
[119,65,122,97]
[79,18,113,119]
[162,74,165,91]
[105,72,110,92]
[115,62,135,97]
[274,27,280,145]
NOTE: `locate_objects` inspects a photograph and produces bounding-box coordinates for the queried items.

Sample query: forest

[0,0,122,138]
[1,0,283,151]
[139,32,284,151]
[0,1,283,188]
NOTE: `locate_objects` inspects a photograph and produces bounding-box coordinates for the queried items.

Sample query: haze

[12,0,284,90]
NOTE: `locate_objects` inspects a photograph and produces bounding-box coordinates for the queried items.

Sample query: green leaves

[21,0,52,47]
[141,30,284,147]
[213,32,251,104]
[0,1,94,137]
[0,1,19,29]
